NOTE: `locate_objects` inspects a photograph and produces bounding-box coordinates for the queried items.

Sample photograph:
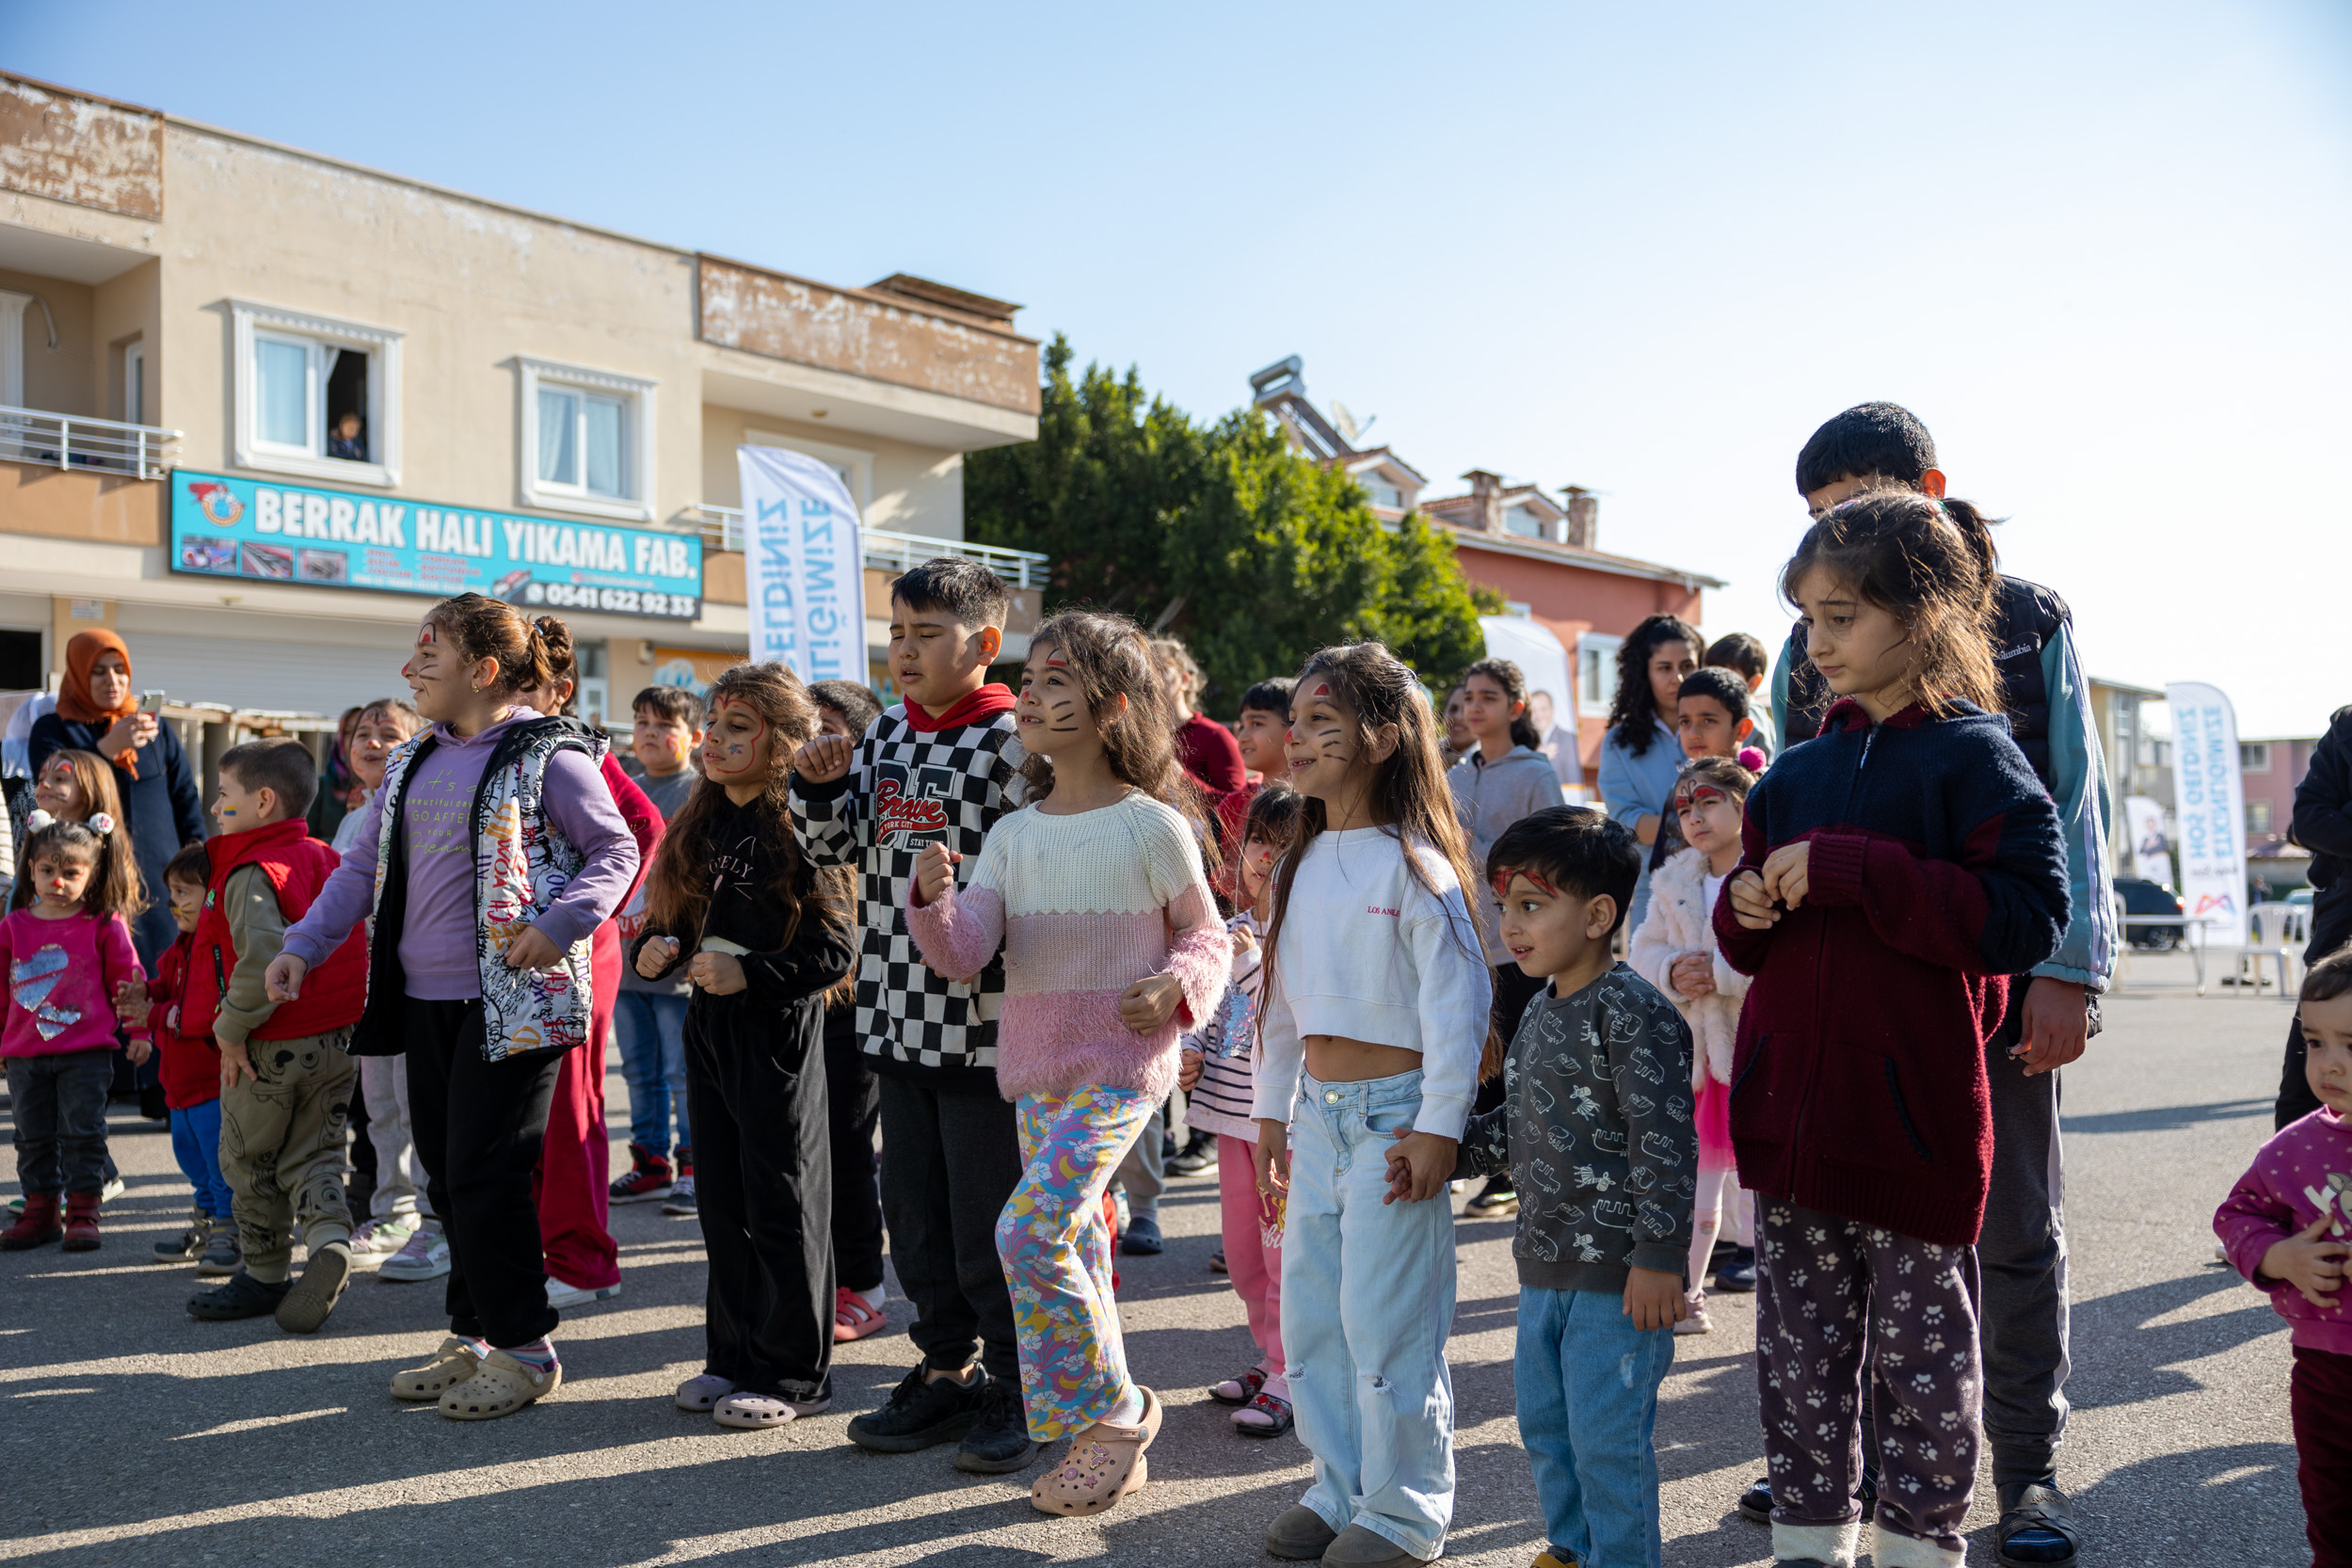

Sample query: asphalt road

[0,952,2310,1566]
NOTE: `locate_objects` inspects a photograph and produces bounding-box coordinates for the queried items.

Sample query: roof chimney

[1561,486,1598,551]
[1464,470,1503,534]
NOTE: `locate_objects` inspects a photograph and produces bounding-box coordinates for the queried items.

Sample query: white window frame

[122,338,145,424]
[518,356,657,522]
[0,290,28,407]
[230,298,402,487]
[746,428,872,517]
[1577,632,1622,712]
[2241,741,2272,774]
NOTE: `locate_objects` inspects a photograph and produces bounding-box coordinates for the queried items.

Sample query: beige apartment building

[0,72,1044,726]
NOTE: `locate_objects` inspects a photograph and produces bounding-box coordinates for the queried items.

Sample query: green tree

[968,336,1497,701]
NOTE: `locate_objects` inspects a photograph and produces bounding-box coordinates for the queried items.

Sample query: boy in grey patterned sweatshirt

[1445,806,1697,1568]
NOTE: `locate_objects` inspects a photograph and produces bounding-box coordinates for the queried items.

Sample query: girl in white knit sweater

[1625,756,1755,1330]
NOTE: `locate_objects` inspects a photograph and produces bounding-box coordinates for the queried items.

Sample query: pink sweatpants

[1217,1133,1284,1374]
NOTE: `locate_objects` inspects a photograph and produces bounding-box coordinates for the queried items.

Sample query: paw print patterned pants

[1755,1200,1982,1565]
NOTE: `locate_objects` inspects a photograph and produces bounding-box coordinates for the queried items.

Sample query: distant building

[1250,357,1723,775]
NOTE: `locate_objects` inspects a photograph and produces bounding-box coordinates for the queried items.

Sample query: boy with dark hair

[629,685,705,821]
[1765,402,2114,1566]
[790,557,1036,1473]
[1445,805,1696,1568]
[1674,668,1757,765]
[1703,632,1773,758]
[182,738,371,1334]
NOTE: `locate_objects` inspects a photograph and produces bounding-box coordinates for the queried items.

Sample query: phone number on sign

[520,583,701,619]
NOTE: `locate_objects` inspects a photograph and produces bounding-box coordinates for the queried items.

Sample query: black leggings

[825,1006,886,1295]
[403,1000,565,1349]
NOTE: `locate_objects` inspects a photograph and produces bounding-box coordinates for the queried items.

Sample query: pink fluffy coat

[1625,845,1749,1089]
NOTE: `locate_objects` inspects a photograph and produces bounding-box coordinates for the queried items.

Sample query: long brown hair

[1021,611,1208,839]
[11,817,147,921]
[1260,641,1479,991]
[1780,487,2001,719]
[422,593,559,698]
[36,748,126,827]
[644,662,847,951]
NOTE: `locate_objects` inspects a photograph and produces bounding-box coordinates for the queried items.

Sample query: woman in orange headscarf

[30,631,207,973]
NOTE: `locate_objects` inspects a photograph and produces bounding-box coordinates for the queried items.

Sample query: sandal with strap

[1209,1365,1268,1406]
[714,1390,833,1429]
[1232,1388,1294,1438]
[832,1287,888,1343]
[675,1373,736,1413]
[392,1336,484,1400]
[440,1350,562,1421]
[1031,1387,1161,1516]
[1996,1481,2083,1567]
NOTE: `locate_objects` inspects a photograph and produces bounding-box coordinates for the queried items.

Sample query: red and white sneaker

[609,1144,675,1205]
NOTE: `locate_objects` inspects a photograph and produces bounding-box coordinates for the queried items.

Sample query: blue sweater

[1713,698,2068,1245]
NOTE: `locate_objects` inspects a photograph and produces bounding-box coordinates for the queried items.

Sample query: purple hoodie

[2214,1105,2352,1355]
[285,710,635,1000]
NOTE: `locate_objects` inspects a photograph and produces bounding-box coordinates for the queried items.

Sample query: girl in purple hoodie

[2215,944,2352,1568]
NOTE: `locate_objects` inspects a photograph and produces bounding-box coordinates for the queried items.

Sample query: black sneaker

[1737,1464,1875,1524]
[1120,1214,1164,1256]
[953,1374,1041,1474]
[1713,1245,1757,1292]
[847,1363,988,1453]
[1168,1131,1219,1176]
[187,1272,294,1320]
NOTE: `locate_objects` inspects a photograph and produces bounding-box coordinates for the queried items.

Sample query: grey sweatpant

[1976,1001,2070,1489]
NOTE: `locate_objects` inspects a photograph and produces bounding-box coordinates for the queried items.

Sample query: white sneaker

[546,1277,622,1310]
[1674,1306,1713,1336]
[349,1214,422,1259]
[101,1176,127,1205]
[379,1228,451,1283]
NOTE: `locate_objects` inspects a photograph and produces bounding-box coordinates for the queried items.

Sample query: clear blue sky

[14,1,2350,735]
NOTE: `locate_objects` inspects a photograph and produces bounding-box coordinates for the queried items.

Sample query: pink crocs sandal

[1031,1387,1161,1516]
[675,1373,736,1413]
[832,1287,888,1343]
[713,1390,833,1429]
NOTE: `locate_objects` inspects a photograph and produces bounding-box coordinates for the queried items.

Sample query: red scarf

[903,683,1015,733]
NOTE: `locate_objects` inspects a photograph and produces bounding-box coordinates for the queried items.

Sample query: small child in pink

[1179,782,1302,1437]
[1625,757,1754,1330]
[1,814,149,1253]
[2214,946,2352,1568]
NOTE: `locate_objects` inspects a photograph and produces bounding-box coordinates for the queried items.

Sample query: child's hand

[1254,1120,1290,1197]
[634,936,680,980]
[687,950,747,996]
[264,953,309,1002]
[1623,1266,1689,1332]
[112,979,150,1027]
[503,925,563,971]
[124,1036,153,1066]
[2260,1211,2351,1309]
[1231,923,1258,957]
[1669,952,1716,999]
[792,733,853,784]
[1118,973,1182,1033]
[1178,1048,1203,1092]
[1728,869,1779,930]
[167,1005,180,1033]
[219,1038,255,1090]
[1381,1129,1459,1205]
[1760,841,1812,911]
[913,843,962,907]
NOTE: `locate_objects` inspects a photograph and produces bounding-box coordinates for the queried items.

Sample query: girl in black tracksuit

[633,664,854,1429]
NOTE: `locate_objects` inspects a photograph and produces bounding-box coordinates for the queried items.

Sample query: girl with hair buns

[269,593,638,1422]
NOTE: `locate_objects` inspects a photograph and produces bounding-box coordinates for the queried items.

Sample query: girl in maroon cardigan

[1717,489,2068,1568]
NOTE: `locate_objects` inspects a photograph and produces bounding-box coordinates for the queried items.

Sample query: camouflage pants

[219,1029,357,1282]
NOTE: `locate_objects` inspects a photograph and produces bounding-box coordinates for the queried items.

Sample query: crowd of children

[3,398,2342,1568]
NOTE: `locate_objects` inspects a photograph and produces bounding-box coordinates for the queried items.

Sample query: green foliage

[968,336,1496,703]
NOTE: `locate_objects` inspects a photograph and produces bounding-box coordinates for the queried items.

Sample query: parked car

[2117,876,2185,949]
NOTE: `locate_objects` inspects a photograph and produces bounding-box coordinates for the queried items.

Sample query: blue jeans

[1516,1287,1673,1568]
[614,991,690,1156]
[169,1099,235,1219]
[1284,1069,1457,1560]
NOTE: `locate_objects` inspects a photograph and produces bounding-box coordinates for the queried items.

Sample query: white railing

[0,404,182,481]
[683,504,1050,589]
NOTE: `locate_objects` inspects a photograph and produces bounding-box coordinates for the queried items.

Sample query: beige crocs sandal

[1031,1387,1160,1516]
[713,1390,832,1429]
[391,1337,483,1401]
[675,1373,736,1413]
[439,1350,561,1420]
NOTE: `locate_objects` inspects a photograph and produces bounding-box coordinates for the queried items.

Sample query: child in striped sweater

[906,610,1228,1519]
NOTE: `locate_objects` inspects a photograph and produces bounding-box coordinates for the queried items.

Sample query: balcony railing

[0,404,182,481]
[684,504,1050,589]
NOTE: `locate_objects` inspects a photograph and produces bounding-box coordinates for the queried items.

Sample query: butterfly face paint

[1490,865,1560,901]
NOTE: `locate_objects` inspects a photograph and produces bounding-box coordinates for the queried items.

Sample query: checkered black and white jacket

[790,705,1025,1087]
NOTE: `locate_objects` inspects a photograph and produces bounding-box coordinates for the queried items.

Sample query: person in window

[328,412,367,462]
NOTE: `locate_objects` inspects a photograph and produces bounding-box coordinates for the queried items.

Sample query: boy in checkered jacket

[788,557,1037,1475]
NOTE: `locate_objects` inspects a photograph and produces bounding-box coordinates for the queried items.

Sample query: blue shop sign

[168,470,703,622]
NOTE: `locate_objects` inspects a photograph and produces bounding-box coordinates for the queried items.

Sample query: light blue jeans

[1515,1287,1673,1568]
[614,991,691,1157]
[1284,1069,1457,1560]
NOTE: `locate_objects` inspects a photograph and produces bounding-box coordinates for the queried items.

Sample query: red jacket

[185,818,367,1041]
[146,933,223,1110]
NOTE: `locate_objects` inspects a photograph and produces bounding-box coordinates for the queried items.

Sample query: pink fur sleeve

[905,883,1005,984]
[1160,883,1228,1031]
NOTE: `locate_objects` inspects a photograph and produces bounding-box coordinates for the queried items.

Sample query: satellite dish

[1330,400,1377,448]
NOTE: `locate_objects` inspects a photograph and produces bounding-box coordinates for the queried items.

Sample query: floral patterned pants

[998,1084,1159,1443]
[1756,1200,1983,1562]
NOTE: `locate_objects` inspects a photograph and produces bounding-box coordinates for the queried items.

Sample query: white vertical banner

[739,445,864,684]
[2166,682,2248,948]
[2123,795,2173,887]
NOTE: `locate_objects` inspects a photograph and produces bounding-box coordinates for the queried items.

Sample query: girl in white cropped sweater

[1253,643,1491,1568]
